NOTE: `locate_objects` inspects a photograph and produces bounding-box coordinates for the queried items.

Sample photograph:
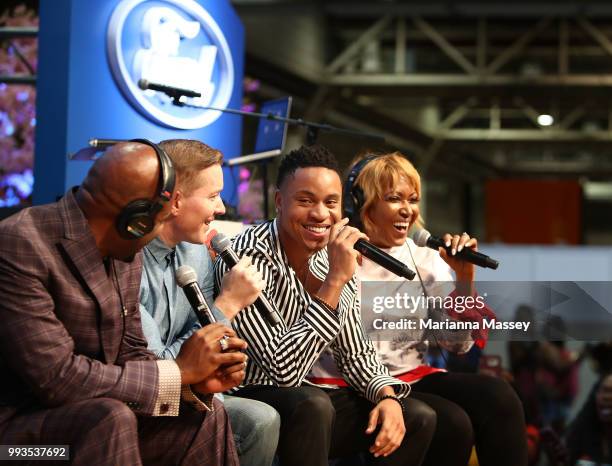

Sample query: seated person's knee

[294,390,335,425]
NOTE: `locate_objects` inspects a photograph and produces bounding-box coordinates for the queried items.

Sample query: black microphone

[137,79,201,99]
[211,233,282,327]
[354,239,416,280]
[176,265,217,326]
[412,229,499,270]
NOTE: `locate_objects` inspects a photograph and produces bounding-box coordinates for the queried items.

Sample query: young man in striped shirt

[215,144,436,466]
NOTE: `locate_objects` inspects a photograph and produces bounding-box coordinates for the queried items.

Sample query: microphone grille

[210,233,231,254]
[137,79,148,90]
[175,265,197,288]
[411,229,431,247]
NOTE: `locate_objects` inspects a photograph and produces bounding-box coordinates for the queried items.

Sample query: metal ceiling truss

[304,12,612,176]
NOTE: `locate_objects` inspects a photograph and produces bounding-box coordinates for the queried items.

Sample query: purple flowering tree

[0,4,37,207]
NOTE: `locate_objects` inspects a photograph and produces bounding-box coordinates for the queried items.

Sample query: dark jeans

[411,372,528,466]
[235,385,436,466]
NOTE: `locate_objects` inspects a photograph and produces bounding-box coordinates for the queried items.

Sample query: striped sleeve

[311,245,410,402]
[213,228,343,387]
[331,285,411,403]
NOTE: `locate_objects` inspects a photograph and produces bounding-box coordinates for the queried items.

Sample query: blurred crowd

[430,305,612,466]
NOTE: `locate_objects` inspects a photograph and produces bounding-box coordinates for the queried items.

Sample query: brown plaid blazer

[0,189,160,428]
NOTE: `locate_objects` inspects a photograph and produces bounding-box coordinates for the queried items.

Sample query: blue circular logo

[107,0,234,129]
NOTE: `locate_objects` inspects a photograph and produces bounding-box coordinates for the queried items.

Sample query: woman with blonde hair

[310,152,528,466]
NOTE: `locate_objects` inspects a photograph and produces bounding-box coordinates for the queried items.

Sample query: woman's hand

[438,232,477,286]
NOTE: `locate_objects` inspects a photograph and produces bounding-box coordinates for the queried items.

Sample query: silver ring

[462,231,468,236]
[219,336,229,352]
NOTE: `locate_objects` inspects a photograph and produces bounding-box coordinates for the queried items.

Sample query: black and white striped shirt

[213,220,410,403]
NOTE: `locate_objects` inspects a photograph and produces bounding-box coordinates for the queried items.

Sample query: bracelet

[313,295,337,312]
[377,394,405,412]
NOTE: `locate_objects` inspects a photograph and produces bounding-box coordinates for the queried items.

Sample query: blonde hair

[351,152,423,233]
[159,139,223,194]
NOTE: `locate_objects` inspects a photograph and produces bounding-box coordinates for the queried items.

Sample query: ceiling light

[537,114,554,126]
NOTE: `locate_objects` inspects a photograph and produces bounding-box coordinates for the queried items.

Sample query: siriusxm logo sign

[107,0,234,129]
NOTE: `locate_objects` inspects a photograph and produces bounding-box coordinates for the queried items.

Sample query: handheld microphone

[88,138,124,148]
[176,265,217,326]
[210,234,282,327]
[137,79,201,99]
[412,229,499,270]
[354,239,416,280]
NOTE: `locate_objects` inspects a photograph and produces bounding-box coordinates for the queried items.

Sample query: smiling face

[159,163,225,246]
[275,166,342,260]
[364,176,420,249]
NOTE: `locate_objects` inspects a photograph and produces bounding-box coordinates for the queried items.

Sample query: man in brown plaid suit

[0,141,247,465]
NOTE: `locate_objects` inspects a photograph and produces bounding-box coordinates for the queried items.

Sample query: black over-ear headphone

[116,139,176,239]
[343,154,379,228]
